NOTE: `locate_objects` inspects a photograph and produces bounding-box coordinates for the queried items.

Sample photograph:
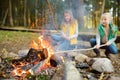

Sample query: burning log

[7,48,56,77]
[1,35,58,79]
[7,47,57,77]
[29,58,57,75]
[12,48,48,65]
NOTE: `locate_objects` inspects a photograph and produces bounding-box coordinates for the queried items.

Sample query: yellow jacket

[61,19,78,45]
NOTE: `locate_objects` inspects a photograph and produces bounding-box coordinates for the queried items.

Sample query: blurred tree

[9,0,14,26]
[117,0,120,30]
[0,0,119,31]
[24,0,27,27]
[84,0,119,30]
[35,0,38,28]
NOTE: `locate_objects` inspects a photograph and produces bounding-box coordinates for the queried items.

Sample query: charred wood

[12,48,48,65]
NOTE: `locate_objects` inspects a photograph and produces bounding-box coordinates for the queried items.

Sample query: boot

[96,53,100,57]
[105,52,111,59]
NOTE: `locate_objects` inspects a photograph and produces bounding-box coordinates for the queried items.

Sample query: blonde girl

[90,12,118,59]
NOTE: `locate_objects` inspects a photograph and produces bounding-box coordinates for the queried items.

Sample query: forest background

[0,0,120,32]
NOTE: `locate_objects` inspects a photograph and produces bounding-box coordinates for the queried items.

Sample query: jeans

[51,34,75,51]
[89,38,118,54]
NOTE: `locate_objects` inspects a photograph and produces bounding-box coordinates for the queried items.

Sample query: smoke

[71,0,85,31]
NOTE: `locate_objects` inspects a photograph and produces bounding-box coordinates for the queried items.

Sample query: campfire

[0,35,57,79]
[1,35,120,80]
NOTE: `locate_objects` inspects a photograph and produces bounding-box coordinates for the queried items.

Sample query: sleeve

[108,33,117,45]
[96,29,100,45]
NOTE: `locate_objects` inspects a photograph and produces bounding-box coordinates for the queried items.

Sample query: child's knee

[109,45,118,54]
[112,49,118,54]
[90,38,96,44]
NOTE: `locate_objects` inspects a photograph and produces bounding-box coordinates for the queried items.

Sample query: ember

[3,35,57,78]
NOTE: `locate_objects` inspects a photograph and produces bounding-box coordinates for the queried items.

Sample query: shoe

[96,53,100,57]
[106,54,111,59]
[105,53,111,59]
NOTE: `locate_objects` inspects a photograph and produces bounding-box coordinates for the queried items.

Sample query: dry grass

[0,30,39,53]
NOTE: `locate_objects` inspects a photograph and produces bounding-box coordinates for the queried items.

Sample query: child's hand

[105,42,110,46]
[62,34,70,40]
[64,36,70,40]
[94,45,100,49]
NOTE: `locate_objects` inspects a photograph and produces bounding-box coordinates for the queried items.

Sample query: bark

[46,0,58,30]
[117,0,120,30]
[1,9,8,26]
[9,0,14,26]
[35,0,38,28]
[24,0,27,27]
[27,9,31,27]
[99,0,105,24]
[101,0,105,16]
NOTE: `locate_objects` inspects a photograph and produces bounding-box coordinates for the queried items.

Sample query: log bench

[78,32,120,43]
[0,27,119,44]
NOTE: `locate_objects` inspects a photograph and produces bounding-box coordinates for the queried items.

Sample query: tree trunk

[101,0,105,16]
[24,0,27,27]
[118,6,120,30]
[118,5,120,30]
[46,0,58,30]
[94,13,97,28]
[35,0,38,28]
[117,0,120,30]
[99,0,105,24]
[27,8,31,27]
[1,9,8,26]
[9,0,14,26]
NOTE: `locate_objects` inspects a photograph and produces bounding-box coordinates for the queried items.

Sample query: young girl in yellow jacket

[51,9,78,51]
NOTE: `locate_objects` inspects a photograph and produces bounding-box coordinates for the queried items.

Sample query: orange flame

[11,68,26,76]
[11,35,54,76]
[30,35,54,72]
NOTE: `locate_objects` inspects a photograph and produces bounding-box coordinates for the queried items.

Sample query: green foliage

[27,74,35,80]
[37,75,49,80]
[5,57,13,62]
[0,30,38,41]
[26,75,49,80]
[0,30,39,53]
[0,0,120,30]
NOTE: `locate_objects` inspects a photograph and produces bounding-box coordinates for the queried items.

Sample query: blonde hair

[101,13,116,34]
[62,9,75,24]
[101,12,113,23]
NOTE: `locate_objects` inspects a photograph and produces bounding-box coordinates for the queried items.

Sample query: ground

[0,30,120,79]
[83,48,120,77]
[78,40,120,77]
[0,30,39,53]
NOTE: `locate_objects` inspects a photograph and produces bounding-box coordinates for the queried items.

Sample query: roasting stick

[55,44,106,53]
